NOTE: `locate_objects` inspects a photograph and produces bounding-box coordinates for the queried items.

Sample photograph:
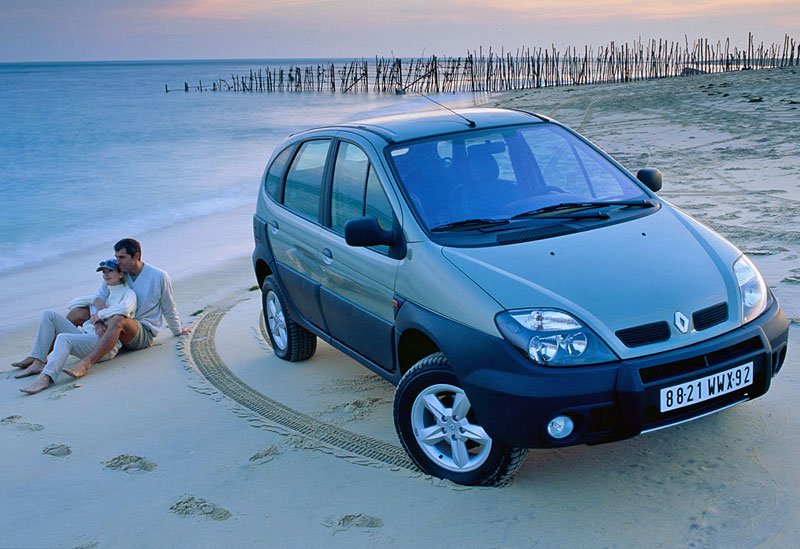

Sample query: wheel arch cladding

[255,258,272,289]
[396,328,440,375]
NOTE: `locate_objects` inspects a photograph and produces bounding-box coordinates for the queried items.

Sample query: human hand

[95,320,107,337]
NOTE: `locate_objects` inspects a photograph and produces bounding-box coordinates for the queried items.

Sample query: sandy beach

[2,66,799,548]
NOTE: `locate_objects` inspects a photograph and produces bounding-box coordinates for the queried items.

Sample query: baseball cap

[97,258,119,271]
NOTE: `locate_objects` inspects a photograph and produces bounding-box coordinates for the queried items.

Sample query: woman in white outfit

[13,258,137,395]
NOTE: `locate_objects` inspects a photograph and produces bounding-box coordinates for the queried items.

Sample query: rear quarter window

[264,146,294,200]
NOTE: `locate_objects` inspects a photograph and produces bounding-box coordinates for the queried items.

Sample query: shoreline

[0,203,256,335]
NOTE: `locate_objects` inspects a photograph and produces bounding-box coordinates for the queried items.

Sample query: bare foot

[64,360,92,379]
[11,357,34,369]
[21,374,53,395]
[14,360,44,379]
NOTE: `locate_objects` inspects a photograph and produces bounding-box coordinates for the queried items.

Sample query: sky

[0,0,798,62]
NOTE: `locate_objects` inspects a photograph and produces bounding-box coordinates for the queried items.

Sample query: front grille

[639,336,763,383]
[616,302,729,349]
[693,302,728,331]
[640,336,766,429]
[616,321,671,347]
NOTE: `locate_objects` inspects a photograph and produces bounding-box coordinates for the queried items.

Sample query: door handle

[322,248,334,265]
[268,220,279,235]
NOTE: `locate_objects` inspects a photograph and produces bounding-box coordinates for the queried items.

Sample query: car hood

[442,206,744,359]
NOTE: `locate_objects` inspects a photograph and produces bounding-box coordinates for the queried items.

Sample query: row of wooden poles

[167,34,799,94]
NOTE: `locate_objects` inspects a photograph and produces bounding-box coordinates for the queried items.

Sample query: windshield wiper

[511,199,655,220]
[431,218,510,232]
[431,200,655,231]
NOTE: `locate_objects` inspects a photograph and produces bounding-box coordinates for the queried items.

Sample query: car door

[317,137,400,370]
[267,138,331,331]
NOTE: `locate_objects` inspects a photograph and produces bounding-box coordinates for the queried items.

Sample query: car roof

[297,107,548,144]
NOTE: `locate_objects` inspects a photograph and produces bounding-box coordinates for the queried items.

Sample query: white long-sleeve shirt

[93,263,182,337]
[69,283,137,336]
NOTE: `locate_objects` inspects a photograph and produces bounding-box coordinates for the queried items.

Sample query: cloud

[454,0,797,21]
[142,0,337,20]
[0,0,796,61]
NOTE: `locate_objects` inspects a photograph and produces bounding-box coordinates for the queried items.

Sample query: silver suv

[252,108,789,485]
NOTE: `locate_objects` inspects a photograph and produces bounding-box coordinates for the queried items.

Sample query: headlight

[734,255,768,323]
[495,309,617,367]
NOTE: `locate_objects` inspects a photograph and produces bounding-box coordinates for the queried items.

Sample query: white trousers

[31,310,120,381]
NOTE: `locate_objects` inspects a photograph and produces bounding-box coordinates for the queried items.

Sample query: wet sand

[1,67,799,547]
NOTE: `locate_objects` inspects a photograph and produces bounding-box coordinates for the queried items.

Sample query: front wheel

[261,275,317,362]
[393,353,528,486]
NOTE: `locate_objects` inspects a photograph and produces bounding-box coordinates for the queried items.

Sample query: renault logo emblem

[674,311,690,334]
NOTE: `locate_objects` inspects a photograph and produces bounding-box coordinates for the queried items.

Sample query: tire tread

[394,352,527,487]
[263,275,317,362]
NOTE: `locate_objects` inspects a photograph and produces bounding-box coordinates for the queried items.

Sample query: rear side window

[283,140,330,221]
[265,146,294,200]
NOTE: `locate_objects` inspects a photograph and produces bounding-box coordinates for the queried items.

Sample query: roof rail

[507,108,551,122]
[336,123,397,143]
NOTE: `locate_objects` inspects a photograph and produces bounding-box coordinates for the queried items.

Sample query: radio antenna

[420,94,476,128]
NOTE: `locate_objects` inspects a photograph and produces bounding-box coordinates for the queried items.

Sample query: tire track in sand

[185,303,415,471]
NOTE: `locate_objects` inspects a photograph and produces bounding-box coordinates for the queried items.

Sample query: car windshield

[388,123,649,231]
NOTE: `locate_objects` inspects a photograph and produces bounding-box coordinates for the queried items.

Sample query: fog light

[547,415,574,440]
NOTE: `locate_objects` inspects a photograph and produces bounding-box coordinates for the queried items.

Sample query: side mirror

[637,168,662,193]
[345,216,407,260]
[345,217,396,247]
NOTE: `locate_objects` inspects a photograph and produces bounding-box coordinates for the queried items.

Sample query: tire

[261,275,317,362]
[393,353,528,486]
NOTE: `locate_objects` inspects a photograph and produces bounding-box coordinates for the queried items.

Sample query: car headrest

[468,140,506,156]
[467,151,499,182]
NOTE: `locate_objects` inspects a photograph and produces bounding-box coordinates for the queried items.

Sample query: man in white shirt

[64,238,191,378]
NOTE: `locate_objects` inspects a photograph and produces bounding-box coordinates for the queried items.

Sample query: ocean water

[0,59,484,276]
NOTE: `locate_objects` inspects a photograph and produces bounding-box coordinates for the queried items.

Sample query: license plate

[660,362,753,413]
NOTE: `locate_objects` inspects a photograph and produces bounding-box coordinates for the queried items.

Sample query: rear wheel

[261,275,316,362]
[393,353,527,486]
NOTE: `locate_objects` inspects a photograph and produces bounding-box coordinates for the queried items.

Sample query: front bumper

[448,299,789,448]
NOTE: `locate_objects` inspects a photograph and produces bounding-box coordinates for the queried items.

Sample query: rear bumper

[447,299,789,448]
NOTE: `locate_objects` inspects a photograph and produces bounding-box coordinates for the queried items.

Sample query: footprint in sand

[43,444,72,457]
[103,454,157,473]
[317,397,388,424]
[170,496,231,521]
[1,415,44,431]
[324,513,384,529]
[317,374,392,395]
[47,383,82,400]
[249,445,281,463]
